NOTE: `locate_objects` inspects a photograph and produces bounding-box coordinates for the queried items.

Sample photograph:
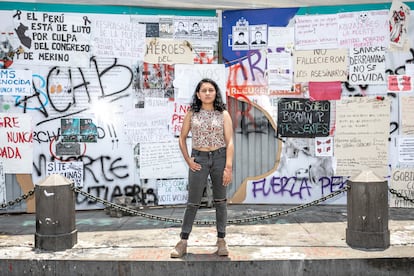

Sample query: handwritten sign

[398,137,414,163]
[91,18,146,60]
[171,102,190,136]
[334,97,390,178]
[294,49,348,82]
[295,14,338,50]
[173,64,226,101]
[46,161,84,187]
[124,108,172,144]
[267,52,293,91]
[0,69,32,96]
[144,38,194,64]
[390,169,414,208]
[139,141,188,179]
[13,11,91,67]
[156,179,188,205]
[349,46,386,85]
[401,96,414,135]
[268,26,294,48]
[0,113,33,173]
[338,10,389,48]
[277,98,330,137]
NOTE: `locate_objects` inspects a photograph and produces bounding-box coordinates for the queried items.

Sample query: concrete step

[0,205,413,275]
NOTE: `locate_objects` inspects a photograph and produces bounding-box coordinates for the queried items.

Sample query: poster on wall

[390,168,414,208]
[156,178,188,205]
[348,46,387,85]
[11,11,92,67]
[173,64,226,101]
[46,161,84,187]
[401,95,414,135]
[277,98,331,137]
[293,49,348,83]
[267,52,293,91]
[61,118,80,142]
[337,9,389,48]
[0,69,32,96]
[389,0,411,48]
[222,8,299,96]
[144,38,194,65]
[249,24,268,49]
[334,97,390,178]
[80,118,98,143]
[232,25,249,51]
[139,141,188,179]
[294,14,339,50]
[0,113,33,173]
[123,107,172,144]
[91,16,146,60]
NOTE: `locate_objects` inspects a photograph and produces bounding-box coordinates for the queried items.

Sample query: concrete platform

[1,204,413,275]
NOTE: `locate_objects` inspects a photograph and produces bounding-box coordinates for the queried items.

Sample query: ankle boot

[170,240,187,258]
[216,238,229,256]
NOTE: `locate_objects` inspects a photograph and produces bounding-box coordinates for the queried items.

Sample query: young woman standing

[171,78,234,258]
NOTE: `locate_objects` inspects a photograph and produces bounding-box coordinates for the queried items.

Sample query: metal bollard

[35,174,78,251]
[346,170,390,250]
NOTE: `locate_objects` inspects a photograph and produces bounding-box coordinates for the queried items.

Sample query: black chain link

[0,187,36,209]
[389,188,414,204]
[72,184,350,225]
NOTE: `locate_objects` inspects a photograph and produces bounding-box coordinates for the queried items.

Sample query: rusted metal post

[346,170,390,250]
[35,174,78,251]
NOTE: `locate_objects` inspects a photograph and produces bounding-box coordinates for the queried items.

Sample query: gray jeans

[180,147,227,240]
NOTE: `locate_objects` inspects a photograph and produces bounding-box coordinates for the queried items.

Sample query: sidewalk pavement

[0,204,413,275]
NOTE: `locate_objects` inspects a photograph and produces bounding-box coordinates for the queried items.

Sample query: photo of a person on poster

[251,31,266,45]
[234,32,248,45]
[175,21,189,35]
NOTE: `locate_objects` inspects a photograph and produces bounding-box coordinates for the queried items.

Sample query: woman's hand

[222,167,232,186]
[189,157,201,172]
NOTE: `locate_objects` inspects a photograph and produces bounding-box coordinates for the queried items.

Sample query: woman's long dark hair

[190,78,226,112]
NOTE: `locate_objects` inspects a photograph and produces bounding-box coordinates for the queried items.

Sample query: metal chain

[73,185,184,223]
[389,188,414,204]
[0,187,36,209]
[72,184,350,225]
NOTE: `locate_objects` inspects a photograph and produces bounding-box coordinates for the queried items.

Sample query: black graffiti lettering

[33,130,60,143]
[144,188,157,205]
[74,184,158,206]
[80,155,130,183]
[76,185,109,205]
[109,157,129,179]
[47,66,90,113]
[90,56,133,98]
[405,48,414,64]
[123,184,140,198]
[15,82,49,117]
[33,154,48,177]
[34,58,133,126]
[389,121,399,142]
[111,185,123,199]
